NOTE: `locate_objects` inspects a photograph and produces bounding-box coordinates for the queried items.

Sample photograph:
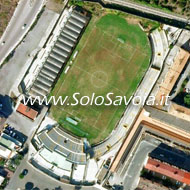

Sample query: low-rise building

[144,158,190,186]
[0,176,5,186]
[0,145,13,159]
[154,47,190,109]
[16,103,38,121]
[0,137,16,150]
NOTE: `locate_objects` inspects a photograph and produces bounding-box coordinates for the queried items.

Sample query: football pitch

[50,13,151,144]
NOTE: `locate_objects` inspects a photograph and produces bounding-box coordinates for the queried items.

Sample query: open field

[0,0,18,37]
[50,13,151,144]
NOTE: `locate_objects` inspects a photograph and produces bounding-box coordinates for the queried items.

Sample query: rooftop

[16,103,38,120]
[0,144,12,159]
[145,158,190,185]
[0,176,5,185]
[0,136,15,150]
[39,147,72,171]
[155,48,190,108]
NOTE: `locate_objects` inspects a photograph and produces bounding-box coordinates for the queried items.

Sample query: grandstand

[37,126,86,165]
[29,8,90,98]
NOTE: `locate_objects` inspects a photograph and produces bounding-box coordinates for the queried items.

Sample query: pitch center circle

[91,71,108,88]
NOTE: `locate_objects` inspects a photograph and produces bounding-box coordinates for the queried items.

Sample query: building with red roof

[144,158,190,185]
[16,103,38,120]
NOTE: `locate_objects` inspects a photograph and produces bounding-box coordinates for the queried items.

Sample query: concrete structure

[36,127,86,164]
[85,159,98,183]
[30,116,90,182]
[150,29,169,69]
[72,164,86,183]
[154,48,190,109]
[23,7,90,99]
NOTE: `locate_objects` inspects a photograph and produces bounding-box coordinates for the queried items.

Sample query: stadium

[49,12,151,144]
[25,6,151,145]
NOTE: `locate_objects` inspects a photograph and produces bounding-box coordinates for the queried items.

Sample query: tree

[184,94,190,106]
[19,173,24,179]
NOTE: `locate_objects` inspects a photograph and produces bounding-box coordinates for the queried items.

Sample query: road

[6,156,99,190]
[0,7,58,144]
[103,0,189,24]
[0,8,58,96]
[109,138,161,190]
[0,0,46,66]
[123,140,158,190]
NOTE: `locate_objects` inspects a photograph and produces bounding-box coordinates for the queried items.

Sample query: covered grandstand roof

[38,127,86,164]
[145,158,190,185]
[29,9,90,99]
[40,147,72,171]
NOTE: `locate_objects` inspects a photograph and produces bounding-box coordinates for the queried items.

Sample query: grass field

[50,13,151,144]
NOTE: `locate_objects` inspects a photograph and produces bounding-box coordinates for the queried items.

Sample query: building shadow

[0,94,13,118]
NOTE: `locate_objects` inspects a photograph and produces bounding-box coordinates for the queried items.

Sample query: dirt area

[46,0,65,13]
[137,177,173,190]
[0,0,19,37]
[125,16,141,25]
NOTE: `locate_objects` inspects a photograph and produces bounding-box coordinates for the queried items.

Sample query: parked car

[22,169,28,176]
[11,132,17,138]
[3,129,10,135]
[22,24,27,30]
[5,125,14,131]
[3,125,27,146]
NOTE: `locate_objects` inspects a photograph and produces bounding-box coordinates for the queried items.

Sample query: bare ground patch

[0,0,19,37]
[46,0,65,13]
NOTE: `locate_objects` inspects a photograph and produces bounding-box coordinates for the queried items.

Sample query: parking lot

[5,105,48,143]
[3,124,27,146]
[6,156,99,190]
